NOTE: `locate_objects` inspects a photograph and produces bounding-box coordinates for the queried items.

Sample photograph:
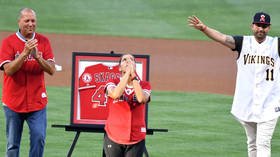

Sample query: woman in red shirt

[104,54,151,157]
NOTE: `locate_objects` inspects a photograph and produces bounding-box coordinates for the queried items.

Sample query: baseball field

[1,0,280,156]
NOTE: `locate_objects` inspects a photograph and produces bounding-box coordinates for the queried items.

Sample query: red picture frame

[70,52,150,128]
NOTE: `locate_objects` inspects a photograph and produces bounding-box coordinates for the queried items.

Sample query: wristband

[200,25,207,32]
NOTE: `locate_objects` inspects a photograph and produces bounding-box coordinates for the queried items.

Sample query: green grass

[1,87,280,156]
[0,0,280,40]
[1,0,280,156]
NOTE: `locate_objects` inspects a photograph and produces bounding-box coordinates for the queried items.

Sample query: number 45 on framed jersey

[70,52,150,128]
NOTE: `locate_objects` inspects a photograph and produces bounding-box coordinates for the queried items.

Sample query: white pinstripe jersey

[231,36,280,122]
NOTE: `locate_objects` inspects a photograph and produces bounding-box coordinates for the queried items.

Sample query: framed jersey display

[70,52,150,128]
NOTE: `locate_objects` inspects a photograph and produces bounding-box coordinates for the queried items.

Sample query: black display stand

[53,52,168,157]
[51,124,168,157]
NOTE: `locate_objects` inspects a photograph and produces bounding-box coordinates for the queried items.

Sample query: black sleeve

[231,36,243,53]
[278,38,280,57]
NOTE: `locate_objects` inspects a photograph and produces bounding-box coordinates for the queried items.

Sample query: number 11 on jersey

[266,69,274,81]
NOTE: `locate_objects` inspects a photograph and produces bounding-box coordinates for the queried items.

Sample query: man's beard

[254,31,267,42]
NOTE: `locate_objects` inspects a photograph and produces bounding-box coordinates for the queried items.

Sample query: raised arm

[3,39,37,76]
[187,15,236,49]
[130,65,150,103]
[33,47,55,75]
[132,79,150,104]
[107,71,130,100]
[107,60,150,104]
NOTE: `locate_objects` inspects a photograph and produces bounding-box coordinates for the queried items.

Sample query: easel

[53,52,168,156]
[52,124,168,157]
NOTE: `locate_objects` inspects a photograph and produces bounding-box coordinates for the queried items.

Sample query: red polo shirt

[0,32,55,113]
[105,78,151,144]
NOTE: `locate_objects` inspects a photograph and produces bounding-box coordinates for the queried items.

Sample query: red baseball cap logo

[260,15,265,22]
[253,12,271,25]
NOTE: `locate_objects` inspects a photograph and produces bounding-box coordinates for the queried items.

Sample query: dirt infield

[0,31,238,95]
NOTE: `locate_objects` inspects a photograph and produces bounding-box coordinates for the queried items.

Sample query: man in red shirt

[103,54,151,157]
[0,8,55,157]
